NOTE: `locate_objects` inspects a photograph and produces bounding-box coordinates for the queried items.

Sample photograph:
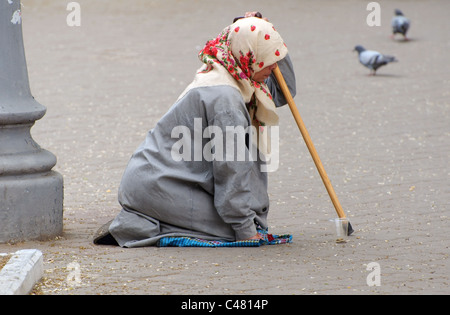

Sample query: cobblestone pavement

[1,0,448,295]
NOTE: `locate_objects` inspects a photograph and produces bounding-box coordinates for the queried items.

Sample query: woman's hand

[244,233,263,241]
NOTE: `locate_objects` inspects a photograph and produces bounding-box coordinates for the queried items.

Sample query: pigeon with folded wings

[354,45,398,75]
[391,9,410,41]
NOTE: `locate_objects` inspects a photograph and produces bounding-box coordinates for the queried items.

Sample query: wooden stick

[273,66,347,219]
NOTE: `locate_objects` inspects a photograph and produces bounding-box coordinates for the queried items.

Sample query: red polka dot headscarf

[198,17,288,154]
[199,17,288,91]
[229,18,287,78]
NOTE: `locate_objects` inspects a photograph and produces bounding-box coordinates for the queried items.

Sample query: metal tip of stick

[347,222,354,236]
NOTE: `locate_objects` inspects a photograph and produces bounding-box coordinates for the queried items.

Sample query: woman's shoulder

[182,84,244,103]
[177,85,246,113]
[177,85,249,122]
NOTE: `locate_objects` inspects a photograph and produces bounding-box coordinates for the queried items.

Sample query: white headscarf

[179,17,288,155]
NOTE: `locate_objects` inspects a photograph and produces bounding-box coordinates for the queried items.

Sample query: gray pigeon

[391,9,410,40]
[354,45,398,75]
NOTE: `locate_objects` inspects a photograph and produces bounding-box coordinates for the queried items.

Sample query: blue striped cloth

[157,228,292,247]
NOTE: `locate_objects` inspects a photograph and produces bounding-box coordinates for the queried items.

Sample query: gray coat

[109,56,296,247]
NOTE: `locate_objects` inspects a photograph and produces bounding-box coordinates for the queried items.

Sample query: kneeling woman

[96,14,296,247]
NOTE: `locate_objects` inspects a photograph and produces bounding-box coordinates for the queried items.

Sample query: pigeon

[391,9,410,40]
[354,45,398,75]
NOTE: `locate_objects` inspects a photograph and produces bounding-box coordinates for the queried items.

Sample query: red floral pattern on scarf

[198,26,272,100]
[196,18,288,148]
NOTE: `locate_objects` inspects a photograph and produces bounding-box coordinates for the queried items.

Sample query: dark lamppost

[1,1,63,242]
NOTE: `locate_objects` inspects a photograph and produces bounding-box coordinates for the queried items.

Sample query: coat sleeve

[266,54,297,107]
[210,107,259,241]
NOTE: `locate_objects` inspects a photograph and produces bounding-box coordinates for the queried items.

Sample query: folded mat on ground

[157,228,292,247]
